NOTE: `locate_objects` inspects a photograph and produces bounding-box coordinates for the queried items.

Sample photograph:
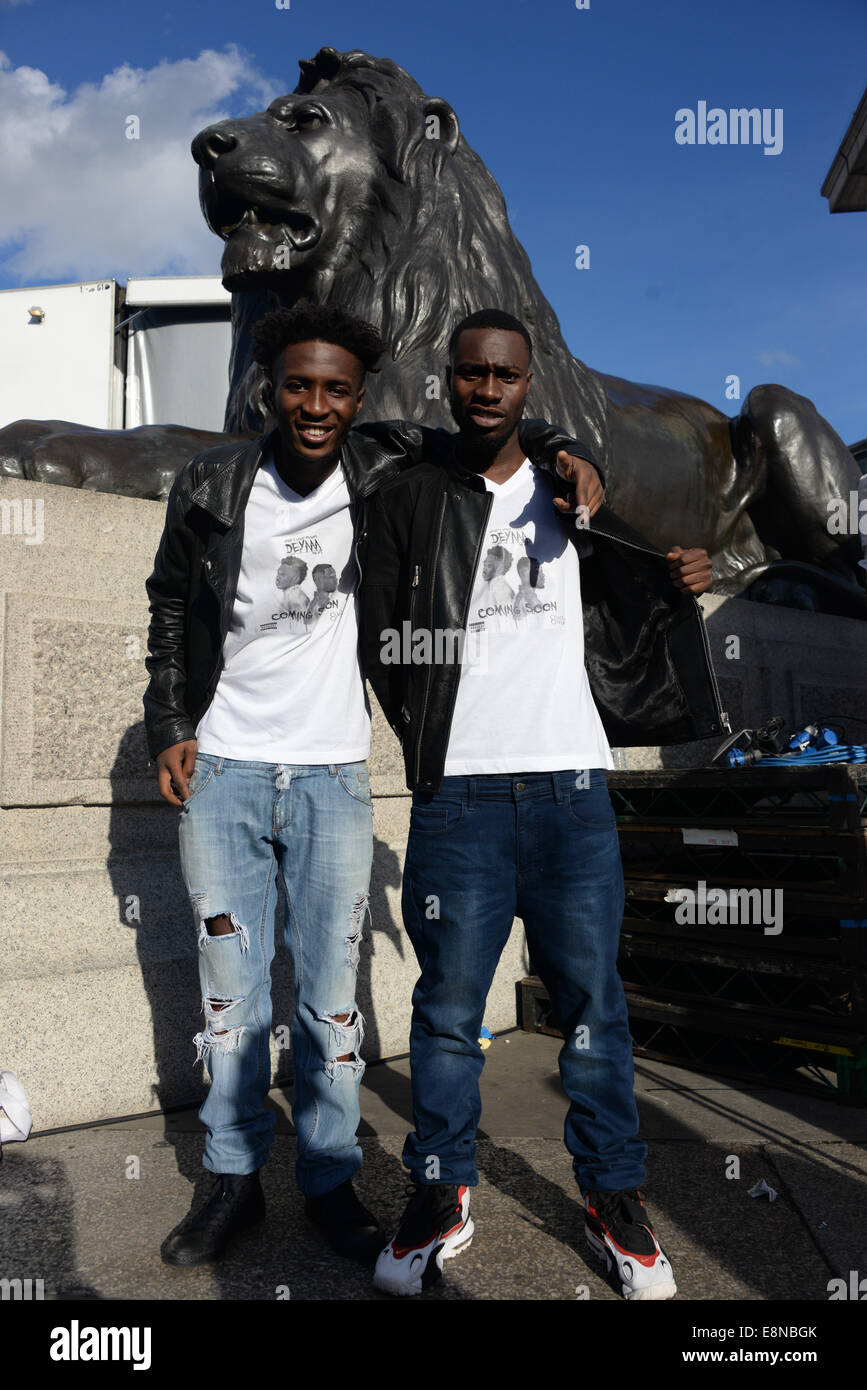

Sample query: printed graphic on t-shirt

[443,458,612,776]
[470,531,562,633]
[513,554,553,622]
[472,545,516,631]
[195,456,370,765]
[258,534,349,634]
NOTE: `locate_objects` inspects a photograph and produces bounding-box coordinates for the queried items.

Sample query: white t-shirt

[444,458,613,775]
[195,454,369,763]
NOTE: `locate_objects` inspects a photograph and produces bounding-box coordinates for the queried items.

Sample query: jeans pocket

[409,798,466,836]
[337,764,373,806]
[566,771,616,829]
[183,756,216,806]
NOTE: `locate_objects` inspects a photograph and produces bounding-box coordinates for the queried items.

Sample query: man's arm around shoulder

[355,417,605,509]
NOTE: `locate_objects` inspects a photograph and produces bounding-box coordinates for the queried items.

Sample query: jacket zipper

[693,592,729,730]
[434,490,494,771]
[352,450,403,585]
[580,521,727,731]
[413,493,447,784]
[197,555,226,712]
[581,522,662,559]
[195,447,260,720]
[353,499,366,589]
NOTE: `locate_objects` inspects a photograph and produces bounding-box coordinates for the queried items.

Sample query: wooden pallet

[517,976,867,1103]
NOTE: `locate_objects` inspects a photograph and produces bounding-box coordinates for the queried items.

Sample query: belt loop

[552,772,564,803]
[466,777,476,809]
[216,757,224,776]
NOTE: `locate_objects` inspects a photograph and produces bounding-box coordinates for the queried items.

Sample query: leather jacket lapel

[189,433,271,526]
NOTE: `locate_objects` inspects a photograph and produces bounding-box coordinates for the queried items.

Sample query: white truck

[0,275,231,434]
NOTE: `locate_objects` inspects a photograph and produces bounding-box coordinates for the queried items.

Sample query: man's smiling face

[270,339,365,466]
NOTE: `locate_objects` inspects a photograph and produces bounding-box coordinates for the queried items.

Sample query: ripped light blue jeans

[178,754,373,1196]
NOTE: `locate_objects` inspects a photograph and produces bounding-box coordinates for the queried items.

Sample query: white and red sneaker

[585,1188,677,1300]
[374,1184,474,1296]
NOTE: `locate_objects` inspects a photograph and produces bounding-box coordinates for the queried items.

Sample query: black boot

[161,1172,266,1267]
[305,1179,384,1264]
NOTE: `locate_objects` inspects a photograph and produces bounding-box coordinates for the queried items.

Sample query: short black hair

[253,302,384,379]
[448,308,533,362]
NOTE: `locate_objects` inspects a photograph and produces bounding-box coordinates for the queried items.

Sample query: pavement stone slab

[0,1127,850,1303]
[762,1141,867,1282]
[2,1030,863,1303]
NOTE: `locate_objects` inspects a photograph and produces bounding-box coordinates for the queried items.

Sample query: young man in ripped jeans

[144,304,390,1267]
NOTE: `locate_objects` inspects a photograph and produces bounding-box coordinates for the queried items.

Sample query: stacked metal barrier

[519,766,867,1103]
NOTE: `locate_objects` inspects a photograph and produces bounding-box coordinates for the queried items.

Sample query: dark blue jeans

[401,768,647,1195]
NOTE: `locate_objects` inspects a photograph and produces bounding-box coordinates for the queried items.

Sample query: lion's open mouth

[216,202,320,252]
[210,194,323,289]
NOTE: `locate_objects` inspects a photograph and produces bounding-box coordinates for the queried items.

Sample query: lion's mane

[225,47,610,468]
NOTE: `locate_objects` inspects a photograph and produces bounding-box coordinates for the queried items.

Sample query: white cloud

[756,349,801,368]
[0,47,282,284]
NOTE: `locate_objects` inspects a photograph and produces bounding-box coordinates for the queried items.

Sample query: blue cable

[756,746,867,766]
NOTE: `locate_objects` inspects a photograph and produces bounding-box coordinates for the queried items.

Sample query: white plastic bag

[0,1069,33,1150]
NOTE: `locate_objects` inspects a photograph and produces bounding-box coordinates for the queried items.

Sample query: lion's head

[192,46,609,461]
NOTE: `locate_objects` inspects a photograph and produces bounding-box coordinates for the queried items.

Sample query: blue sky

[1,0,865,441]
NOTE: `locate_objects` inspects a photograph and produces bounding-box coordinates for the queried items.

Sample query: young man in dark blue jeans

[360,308,720,1300]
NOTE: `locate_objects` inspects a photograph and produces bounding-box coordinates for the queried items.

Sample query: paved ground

[2,1030,865,1305]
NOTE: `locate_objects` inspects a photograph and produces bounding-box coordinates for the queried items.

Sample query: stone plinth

[3,476,866,1130]
[0,477,528,1131]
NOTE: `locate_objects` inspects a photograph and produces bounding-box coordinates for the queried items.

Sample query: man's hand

[552,450,604,520]
[156,739,198,806]
[667,545,713,595]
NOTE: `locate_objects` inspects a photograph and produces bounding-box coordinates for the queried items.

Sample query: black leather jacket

[143,419,585,760]
[358,453,729,790]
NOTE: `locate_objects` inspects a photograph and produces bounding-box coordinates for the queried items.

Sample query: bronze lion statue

[2,45,864,610]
